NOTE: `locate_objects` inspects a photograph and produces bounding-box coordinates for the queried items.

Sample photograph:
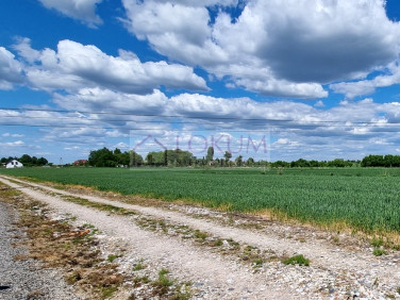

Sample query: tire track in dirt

[0,176,297,300]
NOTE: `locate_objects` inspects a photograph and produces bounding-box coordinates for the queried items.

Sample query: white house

[6,160,23,169]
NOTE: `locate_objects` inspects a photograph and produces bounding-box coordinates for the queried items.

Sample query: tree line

[1,154,48,167]
[3,149,398,169]
[87,147,400,168]
[88,148,143,167]
[360,154,400,167]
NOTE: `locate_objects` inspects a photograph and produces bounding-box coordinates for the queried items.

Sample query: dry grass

[12,254,29,261]
[0,182,126,299]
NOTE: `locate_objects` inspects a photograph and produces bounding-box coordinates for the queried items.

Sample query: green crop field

[1,167,400,233]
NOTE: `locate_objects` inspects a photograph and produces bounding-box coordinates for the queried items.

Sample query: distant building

[73,159,88,166]
[6,160,23,169]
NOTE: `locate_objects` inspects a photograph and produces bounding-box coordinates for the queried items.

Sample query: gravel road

[0,201,80,300]
[0,176,294,299]
[1,175,400,299]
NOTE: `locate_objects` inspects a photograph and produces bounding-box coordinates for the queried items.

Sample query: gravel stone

[0,201,80,300]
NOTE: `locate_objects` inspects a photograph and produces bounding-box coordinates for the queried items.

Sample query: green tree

[146,153,154,166]
[291,158,310,168]
[19,154,33,166]
[246,157,254,167]
[224,151,232,164]
[88,147,115,167]
[129,151,143,167]
[206,146,214,163]
[235,155,243,167]
[328,159,346,168]
[37,157,48,166]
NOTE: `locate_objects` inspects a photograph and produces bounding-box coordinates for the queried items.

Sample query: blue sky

[1,0,400,163]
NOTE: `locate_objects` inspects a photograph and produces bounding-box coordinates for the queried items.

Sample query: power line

[2,122,400,135]
[0,107,398,124]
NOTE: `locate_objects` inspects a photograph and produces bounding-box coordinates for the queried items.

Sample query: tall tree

[206,146,214,163]
[164,150,168,166]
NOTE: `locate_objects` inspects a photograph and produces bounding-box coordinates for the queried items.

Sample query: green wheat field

[2,167,400,233]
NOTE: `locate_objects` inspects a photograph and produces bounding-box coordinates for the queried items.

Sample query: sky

[1,0,400,163]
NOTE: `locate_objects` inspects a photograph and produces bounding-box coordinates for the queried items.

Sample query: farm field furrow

[1,167,400,232]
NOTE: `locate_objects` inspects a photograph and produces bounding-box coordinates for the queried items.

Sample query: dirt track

[1,175,400,299]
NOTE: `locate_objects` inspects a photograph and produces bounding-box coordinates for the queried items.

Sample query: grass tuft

[372,248,387,256]
[282,254,310,266]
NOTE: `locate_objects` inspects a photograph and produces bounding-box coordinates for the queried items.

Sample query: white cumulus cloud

[0,47,23,90]
[13,39,209,94]
[330,61,400,98]
[122,0,400,99]
[38,0,103,27]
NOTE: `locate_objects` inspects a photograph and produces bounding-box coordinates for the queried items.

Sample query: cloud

[37,0,103,27]
[53,88,168,115]
[2,133,25,138]
[113,142,130,150]
[122,0,400,99]
[13,39,208,94]
[0,47,23,90]
[3,91,400,160]
[0,140,25,147]
[12,37,41,64]
[168,93,316,121]
[330,61,400,98]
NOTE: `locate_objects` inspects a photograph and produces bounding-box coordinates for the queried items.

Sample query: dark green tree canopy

[88,148,143,167]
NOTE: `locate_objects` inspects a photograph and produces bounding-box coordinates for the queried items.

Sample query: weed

[392,244,400,251]
[372,249,387,256]
[100,286,118,299]
[107,254,119,263]
[252,258,264,267]
[82,223,96,229]
[283,254,310,266]
[370,237,384,248]
[212,239,223,247]
[225,238,240,249]
[133,263,146,271]
[172,282,192,300]
[156,268,174,287]
[133,275,150,286]
[397,287,400,294]
[244,245,257,252]
[149,268,175,297]
[194,230,208,240]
